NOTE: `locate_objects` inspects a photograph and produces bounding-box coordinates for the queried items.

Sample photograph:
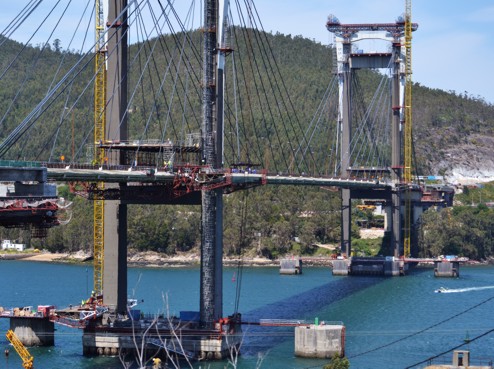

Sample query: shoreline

[0,250,334,267]
[1,251,490,268]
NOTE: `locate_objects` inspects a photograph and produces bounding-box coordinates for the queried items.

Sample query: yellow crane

[403,0,413,257]
[6,330,34,369]
[93,0,106,297]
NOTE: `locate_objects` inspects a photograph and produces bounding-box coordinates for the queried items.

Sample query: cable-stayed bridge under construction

[0,0,455,360]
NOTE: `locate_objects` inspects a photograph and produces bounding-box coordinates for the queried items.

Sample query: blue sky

[2,0,494,103]
[253,0,494,104]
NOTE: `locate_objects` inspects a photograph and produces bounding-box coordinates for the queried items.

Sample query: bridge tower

[103,0,128,314]
[327,16,418,257]
[200,0,229,327]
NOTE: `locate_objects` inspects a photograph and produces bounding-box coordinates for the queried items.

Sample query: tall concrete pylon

[200,0,229,327]
[103,0,128,314]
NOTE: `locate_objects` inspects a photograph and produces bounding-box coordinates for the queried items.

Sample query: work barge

[1,301,242,360]
[1,302,346,360]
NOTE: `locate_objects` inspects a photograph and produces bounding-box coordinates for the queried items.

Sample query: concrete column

[391,43,402,183]
[391,42,403,258]
[106,0,128,145]
[103,0,128,314]
[104,200,127,314]
[392,191,401,258]
[340,41,352,257]
[200,189,223,326]
[341,189,351,256]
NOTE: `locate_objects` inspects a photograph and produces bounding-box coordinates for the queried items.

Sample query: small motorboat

[435,287,448,293]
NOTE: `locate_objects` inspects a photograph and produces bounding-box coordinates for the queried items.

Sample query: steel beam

[0,167,47,182]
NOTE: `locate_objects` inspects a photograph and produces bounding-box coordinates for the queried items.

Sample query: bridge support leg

[341,189,351,257]
[103,200,127,314]
[392,191,401,258]
[200,189,223,327]
[9,317,54,346]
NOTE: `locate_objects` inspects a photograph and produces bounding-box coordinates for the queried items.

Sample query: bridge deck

[46,166,391,189]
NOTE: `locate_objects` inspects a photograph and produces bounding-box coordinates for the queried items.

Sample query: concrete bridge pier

[9,317,54,346]
[434,260,460,277]
[295,323,345,358]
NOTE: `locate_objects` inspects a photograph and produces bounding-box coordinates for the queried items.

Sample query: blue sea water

[1,261,494,368]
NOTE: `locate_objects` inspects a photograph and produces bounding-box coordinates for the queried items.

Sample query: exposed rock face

[439,135,494,184]
[417,133,494,185]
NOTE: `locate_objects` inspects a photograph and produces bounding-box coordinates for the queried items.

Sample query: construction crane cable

[349,71,391,170]
[233,190,249,314]
[228,15,264,166]
[405,326,494,369]
[350,292,494,360]
[238,0,300,171]
[229,45,242,163]
[233,2,283,169]
[299,77,338,171]
[104,0,153,142]
[238,5,302,173]
[147,0,199,143]
[119,7,164,155]
[153,0,203,135]
[249,0,318,174]
[367,73,391,170]
[224,43,255,166]
[0,0,72,132]
[0,0,41,42]
[134,7,153,142]
[0,0,53,82]
[372,72,392,173]
[41,0,94,162]
[134,0,198,149]
[0,0,139,158]
[366,67,392,169]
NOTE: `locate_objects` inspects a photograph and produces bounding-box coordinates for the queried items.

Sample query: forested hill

[1,31,493,175]
[0,31,493,258]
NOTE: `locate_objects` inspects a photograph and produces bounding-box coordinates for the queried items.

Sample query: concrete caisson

[9,317,55,346]
[434,260,460,278]
[280,258,303,275]
[295,324,345,358]
[331,259,350,276]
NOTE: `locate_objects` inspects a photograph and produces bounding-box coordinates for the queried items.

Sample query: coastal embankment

[0,250,338,267]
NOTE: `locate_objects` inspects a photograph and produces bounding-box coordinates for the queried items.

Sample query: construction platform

[51,301,243,361]
[332,256,463,278]
[0,305,55,346]
[332,257,406,276]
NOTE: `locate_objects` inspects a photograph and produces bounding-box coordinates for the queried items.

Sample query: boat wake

[436,286,494,294]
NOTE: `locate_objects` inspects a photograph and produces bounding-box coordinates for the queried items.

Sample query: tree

[324,354,350,369]
[52,39,61,53]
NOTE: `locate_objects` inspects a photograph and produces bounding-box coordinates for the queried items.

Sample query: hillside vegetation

[1,32,493,259]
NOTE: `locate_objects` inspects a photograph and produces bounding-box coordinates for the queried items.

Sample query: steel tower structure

[327,16,418,257]
[200,0,229,327]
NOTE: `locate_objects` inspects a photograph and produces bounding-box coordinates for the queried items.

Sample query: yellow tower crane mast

[403,0,413,257]
[93,0,106,297]
[6,330,34,369]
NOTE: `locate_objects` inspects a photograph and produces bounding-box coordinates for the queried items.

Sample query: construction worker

[152,357,162,368]
[4,348,9,358]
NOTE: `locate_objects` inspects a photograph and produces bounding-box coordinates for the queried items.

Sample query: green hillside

[1,31,493,259]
